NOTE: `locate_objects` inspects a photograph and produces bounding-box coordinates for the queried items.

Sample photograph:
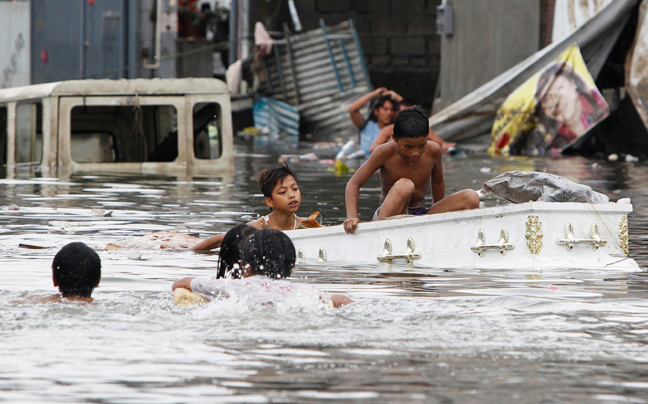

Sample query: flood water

[1,140,648,403]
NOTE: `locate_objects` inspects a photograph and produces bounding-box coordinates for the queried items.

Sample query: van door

[186,93,234,175]
[14,101,43,169]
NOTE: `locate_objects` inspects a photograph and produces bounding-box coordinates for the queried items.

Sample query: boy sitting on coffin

[343,107,480,235]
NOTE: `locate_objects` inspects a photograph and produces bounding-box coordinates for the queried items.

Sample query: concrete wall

[0,1,30,89]
[435,0,542,111]
[28,0,175,84]
[250,0,442,108]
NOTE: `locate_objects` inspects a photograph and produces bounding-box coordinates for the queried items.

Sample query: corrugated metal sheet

[0,2,30,88]
[263,20,371,141]
[253,97,300,137]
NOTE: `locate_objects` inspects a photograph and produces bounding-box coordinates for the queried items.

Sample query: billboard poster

[489,44,610,156]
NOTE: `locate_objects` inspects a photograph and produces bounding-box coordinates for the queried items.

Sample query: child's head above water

[393,107,429,140]
[52,242,102,299]
[258,164,301,212]
[259,163,299,198]
[218,224,258,279]
[239,229,296,279]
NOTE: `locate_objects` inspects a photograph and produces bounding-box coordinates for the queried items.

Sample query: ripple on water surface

[1,151,648,403]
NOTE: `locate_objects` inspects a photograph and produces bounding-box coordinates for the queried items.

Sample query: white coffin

[289,201,640,271]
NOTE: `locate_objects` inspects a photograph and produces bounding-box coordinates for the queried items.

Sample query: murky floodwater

[1,141,648,403]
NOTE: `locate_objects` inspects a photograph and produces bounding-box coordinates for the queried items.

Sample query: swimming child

[344,107,480,234]
[51,242,102,302]
[175,229,352,308]
[216,224,258,279]
[191,164,319,251]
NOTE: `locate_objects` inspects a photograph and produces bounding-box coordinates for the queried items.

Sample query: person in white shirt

[173,228,352,308]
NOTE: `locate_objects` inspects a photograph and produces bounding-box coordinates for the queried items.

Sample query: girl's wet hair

[52,242,101,298]
[374,94,396,110]
[258,163,299,198]
[398,98,416,109]
[218,224,259,279]
[239,229,296,279]
[393,107,429,139]
[360,95,397,130]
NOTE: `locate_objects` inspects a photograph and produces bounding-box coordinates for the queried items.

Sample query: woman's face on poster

[539,75,580,124]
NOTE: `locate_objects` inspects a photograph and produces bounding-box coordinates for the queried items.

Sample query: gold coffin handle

[471,228,515,257]
[557,223,607,251]
[377,237,422,264]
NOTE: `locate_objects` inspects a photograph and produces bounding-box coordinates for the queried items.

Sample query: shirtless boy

[191,164,312,250]
[369,100,455,154]
[343,107,480,235]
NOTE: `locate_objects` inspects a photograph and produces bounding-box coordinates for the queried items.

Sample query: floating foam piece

[173,288,209,307]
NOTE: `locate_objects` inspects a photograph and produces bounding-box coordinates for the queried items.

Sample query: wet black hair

[217,224,258,279]
[374,94,396,110]
[239,229,296,279]
[393,107,429,140]
[398,98,416,109]
[258,163,299,199]
[52,242,101,298]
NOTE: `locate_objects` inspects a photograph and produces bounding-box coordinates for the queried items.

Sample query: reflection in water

[1,145,647,403]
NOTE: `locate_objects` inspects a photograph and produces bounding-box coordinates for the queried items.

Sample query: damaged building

[431,0,648,158]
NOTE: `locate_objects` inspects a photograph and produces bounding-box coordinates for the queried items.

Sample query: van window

[15,103,43,164]
[0,106,6,165]
[70,105,177,163]
[193,102,222,160]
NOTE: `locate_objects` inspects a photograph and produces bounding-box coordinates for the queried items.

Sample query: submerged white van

[0,78,234,177]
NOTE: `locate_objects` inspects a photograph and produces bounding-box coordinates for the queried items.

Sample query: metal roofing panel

[263,20,371,141]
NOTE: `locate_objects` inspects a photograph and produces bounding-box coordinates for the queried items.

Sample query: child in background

[51,242,102,302]
[191,164,319,251]
[175,229,352,308]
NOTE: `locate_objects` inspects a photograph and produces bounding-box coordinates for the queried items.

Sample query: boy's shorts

[371,205,428,221]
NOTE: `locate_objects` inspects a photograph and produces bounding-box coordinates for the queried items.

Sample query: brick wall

[251,0,442,109]
[540,0,556,48]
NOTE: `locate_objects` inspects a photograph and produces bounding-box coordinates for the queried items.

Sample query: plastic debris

[483,171,609,203]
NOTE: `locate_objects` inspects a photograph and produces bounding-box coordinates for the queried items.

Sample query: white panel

[552,0,615,43]
[0,1,30,89]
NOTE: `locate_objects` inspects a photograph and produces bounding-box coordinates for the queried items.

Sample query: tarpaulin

[489,44,610,156]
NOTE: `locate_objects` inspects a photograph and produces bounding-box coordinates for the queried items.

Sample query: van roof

[0,78,229,103]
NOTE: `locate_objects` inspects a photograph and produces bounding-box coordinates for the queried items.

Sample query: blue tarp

[253,97,300,137]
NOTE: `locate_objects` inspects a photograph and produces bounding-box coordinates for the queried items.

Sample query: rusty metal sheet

[626,1,648,130]
[552,0,614,42]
